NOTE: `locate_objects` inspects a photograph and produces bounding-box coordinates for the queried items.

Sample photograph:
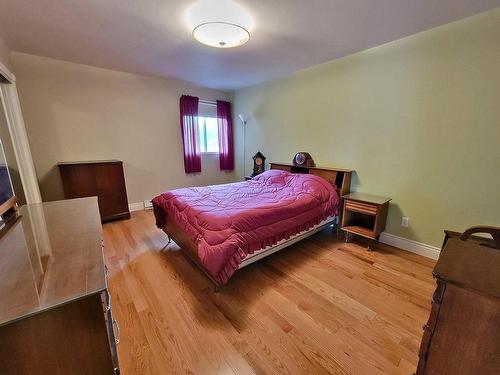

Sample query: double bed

[152,164,352,289]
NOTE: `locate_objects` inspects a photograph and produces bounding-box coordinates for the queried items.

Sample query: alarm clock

[251,152,266,177]
[293,152,315,167]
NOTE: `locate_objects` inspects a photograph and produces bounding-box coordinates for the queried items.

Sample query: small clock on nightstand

[293,152,315,167]
[251,152,266,177]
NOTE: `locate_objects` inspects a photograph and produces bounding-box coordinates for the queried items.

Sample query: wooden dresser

[58,160,130,222]
[416,227,500,375]
[0,197,120,375]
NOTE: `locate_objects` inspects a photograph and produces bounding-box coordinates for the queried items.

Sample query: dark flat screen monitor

[0,139,14,211]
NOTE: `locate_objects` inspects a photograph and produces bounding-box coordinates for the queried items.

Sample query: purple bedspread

[152,170,339,284]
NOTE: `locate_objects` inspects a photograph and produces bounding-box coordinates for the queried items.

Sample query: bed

[152,164,352,289]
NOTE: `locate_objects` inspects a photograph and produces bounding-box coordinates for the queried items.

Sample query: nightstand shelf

[341,192,391,247]
[341,225,377,240]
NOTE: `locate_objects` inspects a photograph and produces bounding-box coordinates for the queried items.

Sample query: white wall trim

[379,232,440,260]
[0,75,42,203]
[129,202,145,212]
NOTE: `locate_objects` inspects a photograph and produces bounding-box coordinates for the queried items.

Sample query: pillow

[252,169,291,184]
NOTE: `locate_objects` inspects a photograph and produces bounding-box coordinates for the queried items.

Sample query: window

[198,116,219,153]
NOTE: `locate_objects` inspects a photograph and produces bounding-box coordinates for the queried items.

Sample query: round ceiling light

[186,0,253,49]
[193,22,249,48]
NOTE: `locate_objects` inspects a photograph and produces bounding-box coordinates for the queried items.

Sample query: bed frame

[161,163,353,290]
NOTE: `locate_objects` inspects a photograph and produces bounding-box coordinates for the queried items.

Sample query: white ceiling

[1,0,499,90]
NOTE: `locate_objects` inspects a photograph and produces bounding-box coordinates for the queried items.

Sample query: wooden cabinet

[341,192,391,244]
[0,197,120,375]
[416,227,500,375]
[58,160,130,222]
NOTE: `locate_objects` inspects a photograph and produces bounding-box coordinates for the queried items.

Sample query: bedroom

[0,1,499,374]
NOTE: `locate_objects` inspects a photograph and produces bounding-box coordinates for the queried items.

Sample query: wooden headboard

[270,162,353,197]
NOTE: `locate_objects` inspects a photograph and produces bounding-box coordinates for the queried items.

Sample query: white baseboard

[379,232,440,260]
[129,202,145,212]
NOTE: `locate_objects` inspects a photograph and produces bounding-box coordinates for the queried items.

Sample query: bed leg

[160,234,172,251]
[164,234,172,247]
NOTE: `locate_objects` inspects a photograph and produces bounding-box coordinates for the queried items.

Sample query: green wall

[234,9,500,247]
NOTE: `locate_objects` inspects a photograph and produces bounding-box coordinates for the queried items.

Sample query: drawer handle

[113,319,120,345]
[105,293,112,312]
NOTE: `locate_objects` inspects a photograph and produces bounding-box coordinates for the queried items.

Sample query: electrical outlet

[144,199,153,209]
[401,217,409,227]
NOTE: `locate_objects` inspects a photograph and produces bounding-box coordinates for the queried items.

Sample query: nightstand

[341,192,391,249]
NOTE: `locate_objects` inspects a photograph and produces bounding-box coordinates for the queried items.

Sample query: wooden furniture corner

[0,195,17,217]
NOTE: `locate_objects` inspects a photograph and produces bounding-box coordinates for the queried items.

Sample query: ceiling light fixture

[186,0,253,48]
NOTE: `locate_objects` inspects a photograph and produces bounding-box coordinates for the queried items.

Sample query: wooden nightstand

[341,192,391,249]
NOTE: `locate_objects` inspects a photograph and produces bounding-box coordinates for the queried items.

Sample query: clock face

[294,153,305,165]
[255,158,263,166]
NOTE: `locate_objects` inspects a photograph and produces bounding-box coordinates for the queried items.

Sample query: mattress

[152,169,340,285]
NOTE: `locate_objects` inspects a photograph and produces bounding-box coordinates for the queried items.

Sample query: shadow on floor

[150,225,341,329]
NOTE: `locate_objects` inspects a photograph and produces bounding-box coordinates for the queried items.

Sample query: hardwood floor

[103,210,436,375]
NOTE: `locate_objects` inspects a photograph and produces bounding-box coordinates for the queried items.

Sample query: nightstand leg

[367,238,378,251]
[345,232,353,243]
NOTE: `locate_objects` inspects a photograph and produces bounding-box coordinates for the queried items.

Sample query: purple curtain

[216,100,234,171]
[179,95,201,173]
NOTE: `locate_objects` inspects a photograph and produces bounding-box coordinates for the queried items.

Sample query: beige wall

[12,52,234,203]
[0,36,11,70]
[234,9,500,247]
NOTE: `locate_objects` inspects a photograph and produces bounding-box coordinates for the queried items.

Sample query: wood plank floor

[103,210,436,375]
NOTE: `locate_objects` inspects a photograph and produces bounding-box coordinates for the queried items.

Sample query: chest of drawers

[0,197,120,375]
[416,227,500,375]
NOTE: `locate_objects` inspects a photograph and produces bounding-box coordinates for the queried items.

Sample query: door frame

[0,60,41,204]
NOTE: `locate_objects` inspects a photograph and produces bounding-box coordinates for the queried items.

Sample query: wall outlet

[144,199,153,209]
[401,217,410,227]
